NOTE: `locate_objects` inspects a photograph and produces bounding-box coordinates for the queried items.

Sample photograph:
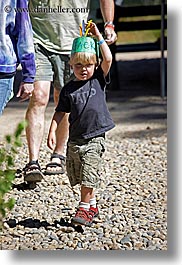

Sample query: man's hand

[104,26,117,45]
[16,82,34,101]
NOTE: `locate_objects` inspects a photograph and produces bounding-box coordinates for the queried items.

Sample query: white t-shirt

[29,0,90,54]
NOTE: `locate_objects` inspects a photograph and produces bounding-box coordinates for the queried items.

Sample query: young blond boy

[47,22,115,226]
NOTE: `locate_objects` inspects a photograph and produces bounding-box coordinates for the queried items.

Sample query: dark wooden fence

[96,1,167,96]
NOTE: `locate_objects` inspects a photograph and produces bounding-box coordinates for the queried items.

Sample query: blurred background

[13,0,167,99]
[90,0,167,97]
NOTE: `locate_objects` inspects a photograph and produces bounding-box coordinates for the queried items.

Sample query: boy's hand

[87,22,101,38]
[87,21,117,45]
[47,131,56,150]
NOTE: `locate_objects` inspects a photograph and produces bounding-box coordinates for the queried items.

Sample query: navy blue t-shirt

[56,66,115,140]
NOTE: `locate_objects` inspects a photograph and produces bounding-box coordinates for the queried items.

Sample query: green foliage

[0,121,27,230]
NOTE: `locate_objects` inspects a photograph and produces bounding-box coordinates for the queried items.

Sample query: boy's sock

[89,197,97,208]
[79,202,90,211]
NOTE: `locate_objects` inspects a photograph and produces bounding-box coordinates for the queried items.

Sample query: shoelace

[75,208,93,220]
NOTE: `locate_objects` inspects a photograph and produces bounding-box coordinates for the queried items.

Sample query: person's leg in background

[24,44,53,182]
[25,80,51,162]
[24,47,72,180]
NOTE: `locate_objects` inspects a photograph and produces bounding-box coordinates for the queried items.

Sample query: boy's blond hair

[69,52,97,66]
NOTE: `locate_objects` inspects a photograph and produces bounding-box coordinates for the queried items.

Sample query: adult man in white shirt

[24,0,117,182]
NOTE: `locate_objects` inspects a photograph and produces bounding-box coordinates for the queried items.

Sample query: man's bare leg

[25,81,51,161]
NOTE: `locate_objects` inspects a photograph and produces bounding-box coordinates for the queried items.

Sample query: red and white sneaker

[89,206,99,218]
[71,207,94,226]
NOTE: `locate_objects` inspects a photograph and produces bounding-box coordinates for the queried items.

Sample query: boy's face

[72,63,95,81]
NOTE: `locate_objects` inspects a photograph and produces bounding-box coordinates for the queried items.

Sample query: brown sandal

[44,153,65,175]
[24,160,44,183]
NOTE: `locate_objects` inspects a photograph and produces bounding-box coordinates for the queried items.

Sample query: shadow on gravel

[12,182,36,191]
[7,218,50,229]
[6,217,84,233]
[109,126,166,140]
[118,127,167,139]
[12,169,38,191]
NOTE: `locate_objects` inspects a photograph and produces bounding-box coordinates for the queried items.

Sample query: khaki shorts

[34,43,72,90]
[66,136,105,188]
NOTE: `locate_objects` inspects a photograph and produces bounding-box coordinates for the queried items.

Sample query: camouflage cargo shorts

[66,136,105,188]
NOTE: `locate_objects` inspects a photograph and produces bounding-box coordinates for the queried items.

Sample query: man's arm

[99,0,117,45]
[15,0,36,101]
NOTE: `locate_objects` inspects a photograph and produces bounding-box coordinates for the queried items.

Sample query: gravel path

[0,94,167,250]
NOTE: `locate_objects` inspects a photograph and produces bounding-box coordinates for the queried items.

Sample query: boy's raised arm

[89,22,112,76]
